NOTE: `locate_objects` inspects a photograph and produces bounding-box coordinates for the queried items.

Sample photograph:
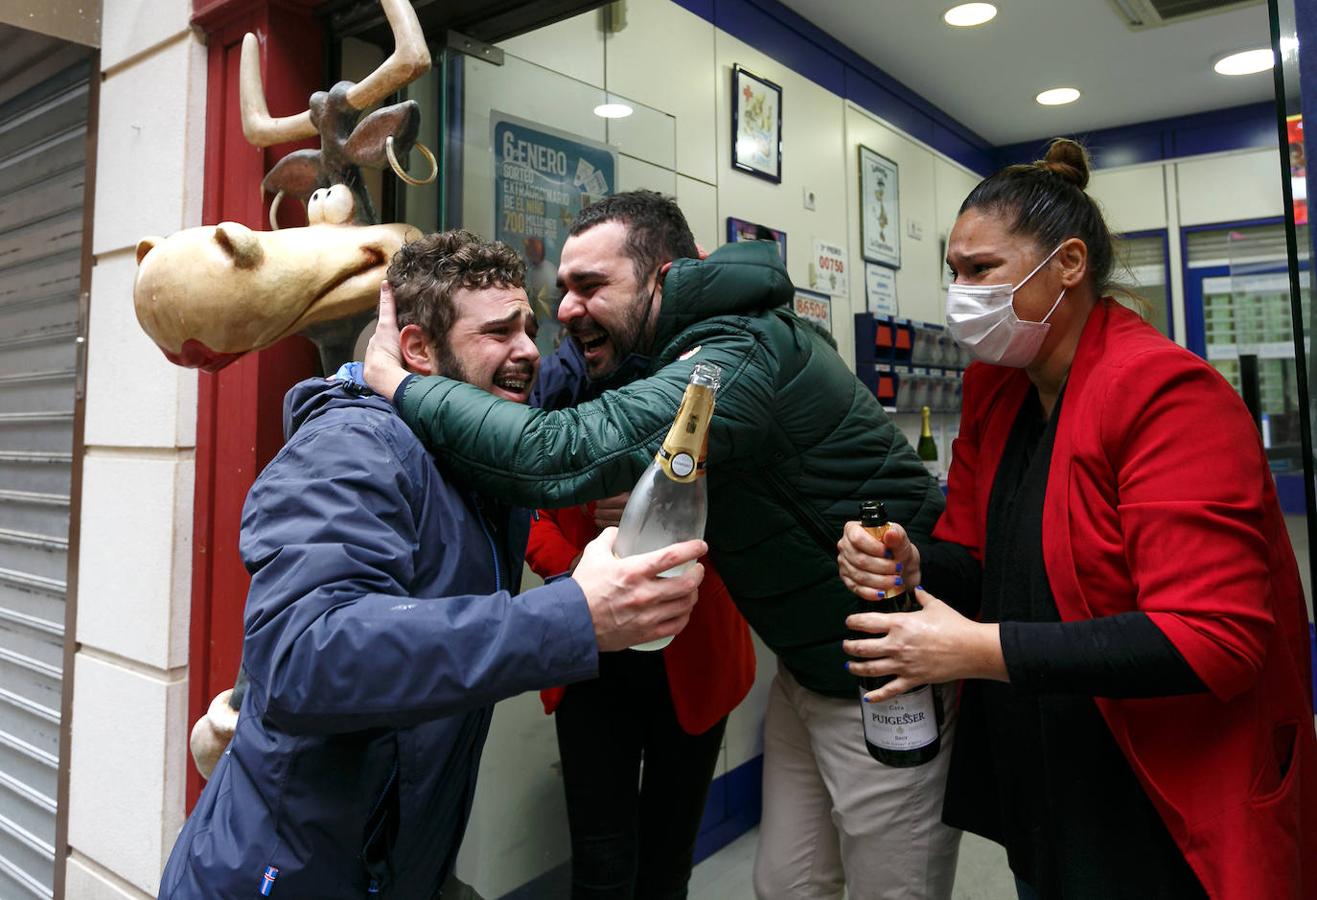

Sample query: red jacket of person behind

[936,300,1317,900]
[525,502,756,735]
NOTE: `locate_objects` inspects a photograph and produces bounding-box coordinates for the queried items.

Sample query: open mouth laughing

[492,367,535,402]
[571,327,612,369]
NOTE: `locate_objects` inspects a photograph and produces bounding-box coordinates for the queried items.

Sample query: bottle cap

[690,362,722,390]
[859,500,888,527]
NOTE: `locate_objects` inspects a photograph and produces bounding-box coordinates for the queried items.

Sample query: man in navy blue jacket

[159,231,706,900]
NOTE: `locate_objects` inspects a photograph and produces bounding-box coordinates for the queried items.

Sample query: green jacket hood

[654,241,794,350]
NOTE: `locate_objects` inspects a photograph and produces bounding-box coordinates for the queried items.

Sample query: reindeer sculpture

[139,0,440,779]
[134,0,436,375]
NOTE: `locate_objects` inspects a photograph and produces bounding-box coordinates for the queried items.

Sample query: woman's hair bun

[1037,138,1090,190]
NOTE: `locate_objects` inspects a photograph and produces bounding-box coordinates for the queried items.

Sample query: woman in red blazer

[527,497,755,899]
[839,139,1316,900]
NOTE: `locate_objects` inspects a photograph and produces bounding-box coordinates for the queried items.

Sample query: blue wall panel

[997,103,1277,169]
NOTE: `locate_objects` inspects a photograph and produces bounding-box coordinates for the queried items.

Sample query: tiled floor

[688,828,1017,899]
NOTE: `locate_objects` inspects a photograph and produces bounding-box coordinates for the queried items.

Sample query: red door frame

[186,0,322,809]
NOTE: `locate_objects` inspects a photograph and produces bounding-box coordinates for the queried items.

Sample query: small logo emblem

[670,452,695,478]
[678,345,702,361]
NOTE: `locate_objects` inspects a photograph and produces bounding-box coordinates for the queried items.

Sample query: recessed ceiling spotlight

[1213,48,1275,76]
[593,102,634,119]
[943,3,997,26]
[1036,87,1081,106]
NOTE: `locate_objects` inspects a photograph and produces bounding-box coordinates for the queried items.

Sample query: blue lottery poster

[492,113,617,354]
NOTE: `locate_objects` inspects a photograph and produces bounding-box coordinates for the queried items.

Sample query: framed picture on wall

[727,216,787,262]
[731,65,783,183]
[860,145,900,268]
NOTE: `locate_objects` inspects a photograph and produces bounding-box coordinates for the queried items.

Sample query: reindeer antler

[239,0,429,149]
[345,0,431,111]
[239,33,317,147]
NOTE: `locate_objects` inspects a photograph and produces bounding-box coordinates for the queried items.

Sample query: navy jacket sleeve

[529,340,589,412]
[238,416,599,735]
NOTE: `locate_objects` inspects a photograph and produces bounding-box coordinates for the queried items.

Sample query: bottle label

[861,685,938,751]
[656,385,714,483]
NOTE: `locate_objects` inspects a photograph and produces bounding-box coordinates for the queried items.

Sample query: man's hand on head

[364,281,411,401]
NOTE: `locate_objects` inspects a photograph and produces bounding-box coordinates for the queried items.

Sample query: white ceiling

[775,0,1276,145]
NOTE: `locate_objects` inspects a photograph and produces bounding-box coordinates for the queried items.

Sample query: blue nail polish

[885,549,894,559]
[877,590,886,599]
[844,661,850,671]
[862,695,871,703]
[894,577,904,586]
[896,563,903,573]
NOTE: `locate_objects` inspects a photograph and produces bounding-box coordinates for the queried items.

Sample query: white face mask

[945,242,1066,368]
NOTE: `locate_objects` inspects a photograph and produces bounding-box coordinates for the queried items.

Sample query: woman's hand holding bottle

[837,518,920,601]
[844,588,1007,703]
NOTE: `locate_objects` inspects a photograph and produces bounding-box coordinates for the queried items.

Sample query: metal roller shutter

[0,36,89,900]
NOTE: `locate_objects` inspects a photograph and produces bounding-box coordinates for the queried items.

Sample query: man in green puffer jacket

[366,193,960,899]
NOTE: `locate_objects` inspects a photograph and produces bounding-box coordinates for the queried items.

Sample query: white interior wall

[453,6,1296,893]
[451,3,985,892]
[64,0,203,896]
[1086,148,1285,349]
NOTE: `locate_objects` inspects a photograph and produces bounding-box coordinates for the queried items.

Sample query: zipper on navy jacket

[473,497,504,593]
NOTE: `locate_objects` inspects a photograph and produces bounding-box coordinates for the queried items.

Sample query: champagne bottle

[852,500,942,767]
[614,362,721,651]
[917,406,940,479]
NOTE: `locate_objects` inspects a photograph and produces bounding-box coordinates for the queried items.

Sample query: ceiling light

[943,3,997,26]
[1036,87,1081,106]
[593,102,633,119]
[1213,48,1275,76]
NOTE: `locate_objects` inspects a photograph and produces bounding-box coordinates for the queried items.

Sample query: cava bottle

[917,406,940,479]
[614,362,721,651]
[853,500,943,766]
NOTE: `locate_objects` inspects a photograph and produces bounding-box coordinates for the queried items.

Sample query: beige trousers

[753,663,961,900]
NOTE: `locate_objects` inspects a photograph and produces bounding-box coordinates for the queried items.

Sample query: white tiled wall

[92,34,208,255]
[67,653,188,893]
[66,2,203,896]
[75,453,193,668]
[98,0,193,72]
[84,251,198,449]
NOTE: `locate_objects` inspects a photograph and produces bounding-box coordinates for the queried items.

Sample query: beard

[435,341,535,400]
[433,341,471,384]
[569,281,655,378]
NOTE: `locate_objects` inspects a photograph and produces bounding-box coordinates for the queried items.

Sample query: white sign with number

[810,239,849,297]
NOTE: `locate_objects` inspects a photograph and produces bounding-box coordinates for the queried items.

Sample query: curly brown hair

[387,229,526,347]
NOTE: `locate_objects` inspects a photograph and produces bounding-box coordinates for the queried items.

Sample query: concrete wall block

[84,250,198,449]
[75,452,192,668]
[67,654,187,897]
[93,33,208,255]
[65,855,154,900]
[100,0,193,72]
